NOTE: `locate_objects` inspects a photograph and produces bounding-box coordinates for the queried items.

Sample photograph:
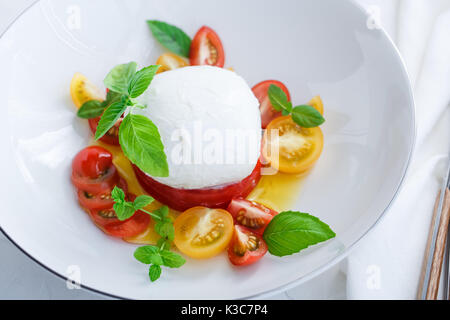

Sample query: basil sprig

[95,62,160,141]
[111,186,184,282]
[147,20,191,57]
[268,84,325,128]
[111,186,154,220]
[88,62,168,177]
[135,245,186,282]
[263,211,335,257]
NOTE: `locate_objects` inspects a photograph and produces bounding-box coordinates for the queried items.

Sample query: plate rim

[0,0,416,300]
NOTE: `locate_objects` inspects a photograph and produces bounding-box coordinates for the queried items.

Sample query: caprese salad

[70,20,334,282]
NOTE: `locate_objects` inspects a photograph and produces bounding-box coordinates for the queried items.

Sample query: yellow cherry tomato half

[263,116,324,174]
[70,72,104,108]
[156,52,189,74]
[308,95,324,115]
[173,206,234,259]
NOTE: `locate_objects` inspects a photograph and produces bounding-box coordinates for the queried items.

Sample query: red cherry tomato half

[252,80,291,129]
[71,146,119,194]
[102,211,150,238]
[227,198,277,235]
[88,209,150,238]
[228,225,268,266]
[88,116,122,146]
[77,178,128,211]
[88,207,118,228]
[132,161,262,211]
[189,26,225,67]
[87,193,150,238]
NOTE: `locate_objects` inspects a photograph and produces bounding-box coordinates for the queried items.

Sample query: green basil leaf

[153,206,169,219]
[157,238,171,250]
[119,114,169,177]
[133,104,147,110]
[134,246,160,264]
[263,211,336,257]
[153,206,173,240]
[111,186,126,203]
[155,221,175,241]
[291,105,325,128]
[268,84,291,112]
[102,90,122,108]
[149,264,162,282]
[113,202,135,221]
[128,65,160,98]
[77,100,104,119]
[149,253,164,266]
[160,250,186,268]
[147,20,191,57]
[104,62,137,94]
[133,195,154,210]
[94,96,128,140]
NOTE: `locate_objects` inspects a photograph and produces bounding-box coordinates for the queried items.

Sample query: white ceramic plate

[0,0,414,299]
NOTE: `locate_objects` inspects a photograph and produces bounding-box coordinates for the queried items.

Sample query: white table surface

[0,0,350,300]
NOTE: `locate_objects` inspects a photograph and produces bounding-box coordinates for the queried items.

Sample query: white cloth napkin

[344,0,450,300]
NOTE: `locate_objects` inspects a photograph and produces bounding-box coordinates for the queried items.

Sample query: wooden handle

[419,188,450,299]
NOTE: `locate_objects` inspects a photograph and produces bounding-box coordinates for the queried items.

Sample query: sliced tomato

[102,211,150,238]
[77,178,128,211]
[263,115,324,174]
[228,225,267,266]
[72,146,114,178]
[87,193,150,238]
[88,208,150,238]
[252,80,291,129]
[71,146,119,194]
[70,72,104,109]
[132,161,262,211]
[88,116,122,146]
[189,26,225,67]
[156,52,189,74]
[86,192,134,227]
[227,198,277,235]
[173,207,234,259]
[308,95,324,115]
[88,207,119,228]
